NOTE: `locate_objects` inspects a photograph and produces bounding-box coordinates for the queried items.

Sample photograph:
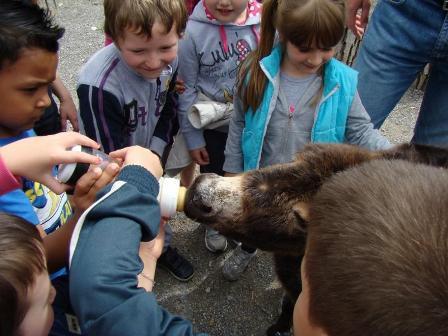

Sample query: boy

[0,3,118,334]
[293,160,448,336]
[0,213,56,336]
[77,0,194,282]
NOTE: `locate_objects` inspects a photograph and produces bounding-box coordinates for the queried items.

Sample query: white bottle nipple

[157,177,186,218]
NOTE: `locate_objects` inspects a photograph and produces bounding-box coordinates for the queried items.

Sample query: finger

[109,147,129,159]
[70,115,79,132]
[57,151,101,165]
[90,162,120,190]
[62,132,100,150]
[60,114,68,132]
[74,166,102,196]
[201,150,210,164]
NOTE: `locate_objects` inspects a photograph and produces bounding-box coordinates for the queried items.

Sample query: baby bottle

[57,145,115,186]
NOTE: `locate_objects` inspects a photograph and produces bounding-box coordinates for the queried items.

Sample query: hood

[190,0,261,27]
[190,0,261,53]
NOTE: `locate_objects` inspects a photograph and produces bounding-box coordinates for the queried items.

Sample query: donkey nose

[184,173,221,221]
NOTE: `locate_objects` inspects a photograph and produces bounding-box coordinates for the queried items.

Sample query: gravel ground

[54,1,422,335]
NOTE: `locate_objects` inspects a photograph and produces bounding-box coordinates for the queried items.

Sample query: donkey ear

[292,201,310,231]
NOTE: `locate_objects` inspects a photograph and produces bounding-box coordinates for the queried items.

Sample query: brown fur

[185,143,448,335]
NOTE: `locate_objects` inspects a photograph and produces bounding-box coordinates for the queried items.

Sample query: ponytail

[238,0,279,112]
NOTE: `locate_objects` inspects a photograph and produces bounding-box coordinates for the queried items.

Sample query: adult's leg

[413,40,448,146]
[354,0,440,128]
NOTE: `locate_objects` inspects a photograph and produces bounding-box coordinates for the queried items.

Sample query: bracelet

[140,272,155,286]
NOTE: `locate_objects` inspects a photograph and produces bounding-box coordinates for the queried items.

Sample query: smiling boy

[77,0,194,282]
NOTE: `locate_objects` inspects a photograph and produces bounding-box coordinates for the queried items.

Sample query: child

[70,146,207,335]
[0,3,119,334]
[177,0,261,253]
[77,0,194,282]
[0,213,55,336]
[293,160,448,336]
[23,0,79,134]
[223,0,391,280]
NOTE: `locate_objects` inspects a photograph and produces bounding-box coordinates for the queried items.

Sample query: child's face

[117,22,179,80]
[0,48,57,138]
[18,271,56,336]
[293,258,328,336]
[204,0,248,24]
[283,41,335,77]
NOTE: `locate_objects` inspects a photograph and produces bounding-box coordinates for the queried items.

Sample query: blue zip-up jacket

[69,165,206,335]
[223,45,391,172]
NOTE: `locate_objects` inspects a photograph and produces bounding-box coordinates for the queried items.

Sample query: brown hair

[305,160,448,336]
[238,0,345,112]
[104,0,187,41]
[0,213,46,336]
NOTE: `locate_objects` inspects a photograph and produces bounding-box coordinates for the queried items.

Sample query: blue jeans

[354,0,448,146]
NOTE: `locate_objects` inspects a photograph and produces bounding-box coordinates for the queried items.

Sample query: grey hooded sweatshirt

[177,0,261,150]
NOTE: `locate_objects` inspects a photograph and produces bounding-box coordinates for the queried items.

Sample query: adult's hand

[346,0,371,38]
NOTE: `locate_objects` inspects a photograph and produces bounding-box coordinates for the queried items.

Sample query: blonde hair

[238,0,345,112]
[104,0,187,41]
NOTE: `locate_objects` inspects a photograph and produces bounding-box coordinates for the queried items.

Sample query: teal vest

[242,45,358,171]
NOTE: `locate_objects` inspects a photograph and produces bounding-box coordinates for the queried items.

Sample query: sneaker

[205,227,228,253]
[158,246,194,282]
[222,245,257,281]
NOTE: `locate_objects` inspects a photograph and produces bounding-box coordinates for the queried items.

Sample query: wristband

[0,154,21,195]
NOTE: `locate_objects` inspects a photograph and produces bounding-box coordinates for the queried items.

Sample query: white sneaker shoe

[222,245,257,281]
[205,227,228,253]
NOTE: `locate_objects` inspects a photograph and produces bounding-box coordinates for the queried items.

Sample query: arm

[70,147,203,336]
[77,84,127,153]
[0,132,101,194]
[345,91,392,150]
[223,95,245,173]
[346,0,371,37]
[43,162,119,273]
[151,70,180,158]
[51,75,79,131]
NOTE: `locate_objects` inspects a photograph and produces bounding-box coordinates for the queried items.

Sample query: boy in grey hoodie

[177,0,261,253]
[77,0,194,282]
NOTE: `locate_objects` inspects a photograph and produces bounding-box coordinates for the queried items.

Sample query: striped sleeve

[77,84,127,153]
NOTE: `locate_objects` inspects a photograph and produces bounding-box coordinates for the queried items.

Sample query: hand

[138,220,166,291]
[71,162,120,213]
[354,13,365,38]
[109,146,163,180]
[59,95,79,131]
[189,147,210,165]
[175,78,186,94]
[346,0,371,38]
[0,132,101,194]
[51,75,79,131]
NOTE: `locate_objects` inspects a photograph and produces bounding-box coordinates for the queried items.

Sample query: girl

[176,0,262,253]
[222,0,391,281]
